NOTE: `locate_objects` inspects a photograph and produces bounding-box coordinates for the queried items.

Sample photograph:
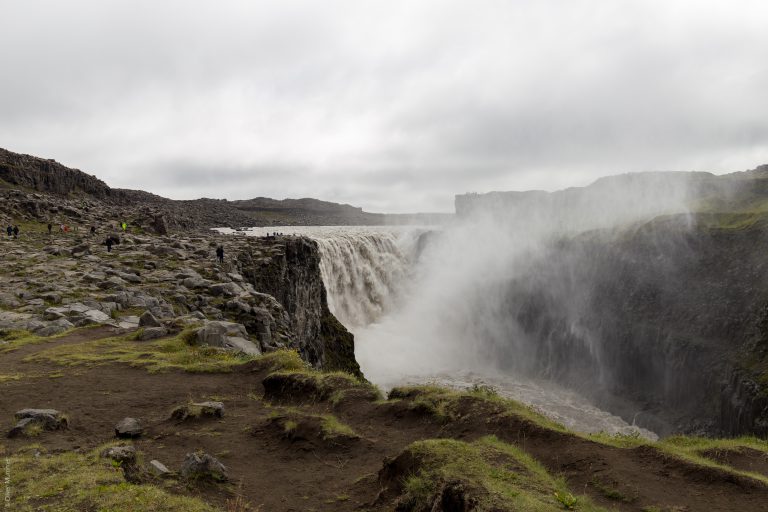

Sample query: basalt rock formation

[237,237,360,376]
[0,148,112,197]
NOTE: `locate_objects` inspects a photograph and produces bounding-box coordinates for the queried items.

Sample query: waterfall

[312,230,417,328]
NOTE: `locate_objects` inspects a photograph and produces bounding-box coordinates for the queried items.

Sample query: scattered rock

[8,409,68,438]
[137,327,168,340]
[148,459,171,476]
[101,445,137,465]
[171,401,224,421]
[115,417,143,439]
[195,321,261,356]
[33,317,75,337]
[139,311,162,327]
[180,452,228,482]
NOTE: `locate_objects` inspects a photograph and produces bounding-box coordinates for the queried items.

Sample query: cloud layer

[1,0,767,212]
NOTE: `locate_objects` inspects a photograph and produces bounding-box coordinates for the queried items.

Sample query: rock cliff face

[0,148,112,197]
[236,237,360,377]
[493,215,768,436]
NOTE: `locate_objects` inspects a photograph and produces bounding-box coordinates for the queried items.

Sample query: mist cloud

[1,0,767,212]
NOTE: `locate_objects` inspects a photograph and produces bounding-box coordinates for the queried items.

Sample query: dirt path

[1,330,767,511]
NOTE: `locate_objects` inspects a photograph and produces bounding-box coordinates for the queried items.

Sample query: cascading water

[313,232,411,328]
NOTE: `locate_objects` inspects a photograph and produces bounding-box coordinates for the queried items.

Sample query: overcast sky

[1,1,767,213]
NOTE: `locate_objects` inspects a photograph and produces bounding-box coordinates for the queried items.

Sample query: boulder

[139,311,161,327]
[43,307,68,320]
[115,417,143,439]
[118,272,142,284]
[101,445,137,465]
[33,318,75,337]
[82,272,106,283]
[71,244,91,257]
[192,401,224,417]
[196,321,261,356]
[41,292,62,304]
[180,452,228,482]
[137,327,168,341]
[182,277,210,289]
[171,401,224,421]
[8,409,67,437]
[80,309,112,325]
[209,282,244,297]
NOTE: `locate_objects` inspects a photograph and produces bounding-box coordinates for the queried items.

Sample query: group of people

[6,218,227,265]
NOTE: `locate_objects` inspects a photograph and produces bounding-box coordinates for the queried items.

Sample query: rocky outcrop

[0,148,111,197]
[1,147,445,230]
[236,237,360,376]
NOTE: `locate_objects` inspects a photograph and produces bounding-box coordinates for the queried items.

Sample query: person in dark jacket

[6,226,12,237]
[12,226,19,239]
[47,223,52,235]
[106,237,114,253]
[216,245,224,264]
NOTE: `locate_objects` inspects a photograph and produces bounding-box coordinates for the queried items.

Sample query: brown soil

[700,447,768,478]
[1,330,767,511]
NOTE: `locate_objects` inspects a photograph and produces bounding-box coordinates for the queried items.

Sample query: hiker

[6,225,11,237]
[12,226,19,239]
[121,222,127,232]
[47,223,52,235]
[90,226,96,236]
[106,237,114,253]
[216,245,224,264]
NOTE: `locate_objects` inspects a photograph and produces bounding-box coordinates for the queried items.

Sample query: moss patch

[25,331,257,373]
[390,436,606,512]
[387,385,566,431]
[5,444,218,511]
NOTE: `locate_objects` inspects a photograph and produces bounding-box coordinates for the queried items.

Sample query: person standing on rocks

[121,222,127,232]
[90,226,96,236]
[12,225,19,239]
[47,223,52,235]
[106,237,114,253]
[6,225,11,237]
[216,245,224,264]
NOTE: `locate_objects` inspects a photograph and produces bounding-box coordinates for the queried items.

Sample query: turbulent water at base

[233,225,658,439]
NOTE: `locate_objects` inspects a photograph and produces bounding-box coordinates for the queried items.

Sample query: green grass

[25,331,309,375]
[26,331,251,373]
[319,414,358,439]
[270,407,358,440]
[267,368,380,400]
[6,443,218,511]
[0,372,24,383]
[0,328,82,354]
[399,436,607,511]
[390,385,768,490]
[255,349,307,372]
[586,431,768,485]
[387,385,566,431]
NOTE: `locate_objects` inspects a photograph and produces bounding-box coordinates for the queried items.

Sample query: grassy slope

[5,323,768,510]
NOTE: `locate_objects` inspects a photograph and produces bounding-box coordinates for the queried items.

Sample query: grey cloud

[1,0,767,213]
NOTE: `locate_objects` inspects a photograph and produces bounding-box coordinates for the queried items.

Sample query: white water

[231,224,658,439]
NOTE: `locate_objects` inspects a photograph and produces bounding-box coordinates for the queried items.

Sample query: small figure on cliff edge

[5,225,11,237]
[47,223,52,235]
[90,226,96,236]
[216,245,224,264]
[121,222,127,232]
[12,225,19,239]
[106,237,114,253]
